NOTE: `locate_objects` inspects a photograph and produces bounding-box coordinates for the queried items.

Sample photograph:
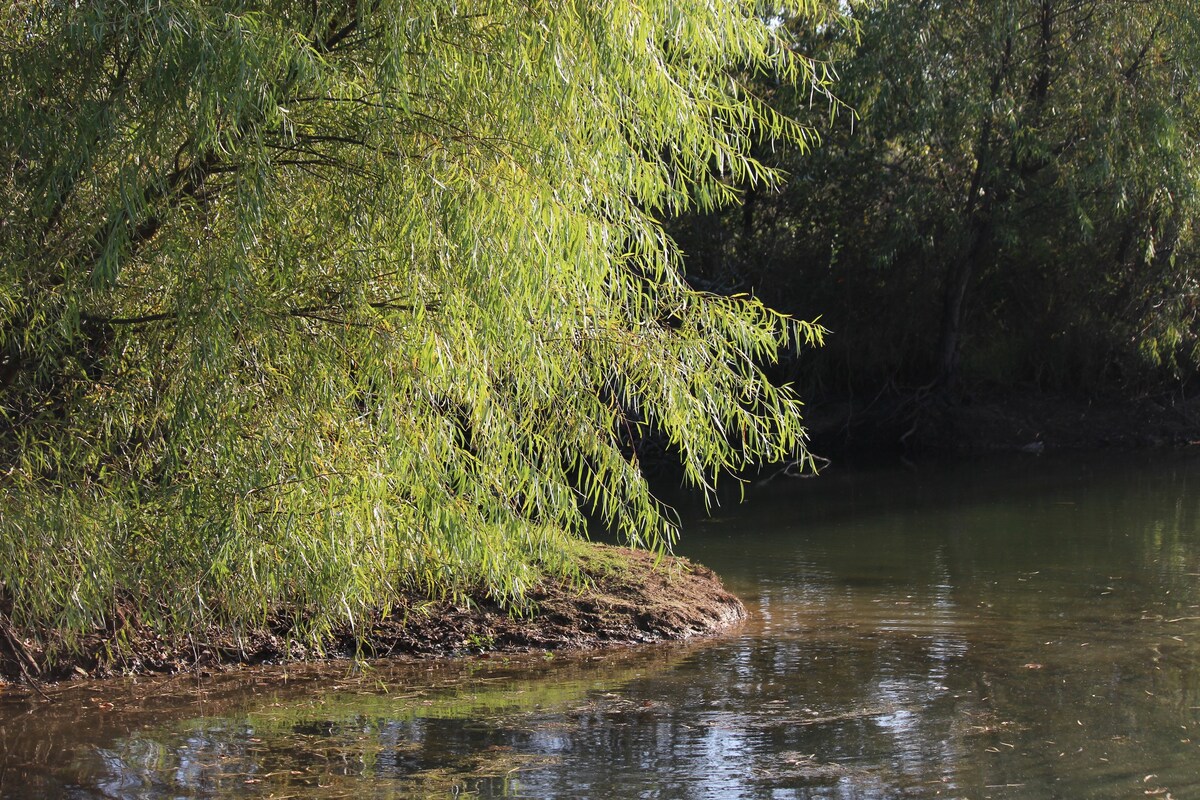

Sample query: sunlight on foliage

[0,1,831,647]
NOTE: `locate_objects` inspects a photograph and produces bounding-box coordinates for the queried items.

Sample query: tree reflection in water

[2,453,1199,799]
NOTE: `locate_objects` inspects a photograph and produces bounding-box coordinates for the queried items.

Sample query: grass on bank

[0,535,744,684]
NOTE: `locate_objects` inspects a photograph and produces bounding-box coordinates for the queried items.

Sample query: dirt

[0,544,745,686]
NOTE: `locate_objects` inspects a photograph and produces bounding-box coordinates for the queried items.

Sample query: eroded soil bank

[0,544,745,686]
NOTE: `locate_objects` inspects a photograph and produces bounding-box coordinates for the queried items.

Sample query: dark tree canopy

[678,0,1200,397]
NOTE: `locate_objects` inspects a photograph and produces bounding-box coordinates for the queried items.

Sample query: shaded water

[3,452,1200,798]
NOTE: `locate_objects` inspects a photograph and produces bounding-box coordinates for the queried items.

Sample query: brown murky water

[2,452,1199,798]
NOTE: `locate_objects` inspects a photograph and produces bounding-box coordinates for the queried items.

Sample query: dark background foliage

[674,0,1200,418]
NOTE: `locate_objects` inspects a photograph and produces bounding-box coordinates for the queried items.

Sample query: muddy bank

[0,544,744,686]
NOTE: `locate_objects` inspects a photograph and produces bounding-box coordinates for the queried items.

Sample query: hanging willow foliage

[0,1,832,646]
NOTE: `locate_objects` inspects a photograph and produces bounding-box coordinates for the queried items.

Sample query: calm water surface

[3,452,1199,798]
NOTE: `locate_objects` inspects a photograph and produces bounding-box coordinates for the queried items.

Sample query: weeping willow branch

[0,0,837,650]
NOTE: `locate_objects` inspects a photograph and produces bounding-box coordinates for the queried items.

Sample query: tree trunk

[934,32,1012,391]
[935,214,992,389]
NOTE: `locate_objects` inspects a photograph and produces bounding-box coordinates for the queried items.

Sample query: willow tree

[0,2,830,645]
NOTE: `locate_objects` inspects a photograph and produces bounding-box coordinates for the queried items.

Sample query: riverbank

[0,544,745,686]
[804,387,1200,454]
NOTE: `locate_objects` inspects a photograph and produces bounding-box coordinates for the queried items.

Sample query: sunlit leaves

[0,1,831,646]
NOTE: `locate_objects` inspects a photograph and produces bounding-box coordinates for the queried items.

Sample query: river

[2,451,1198,798]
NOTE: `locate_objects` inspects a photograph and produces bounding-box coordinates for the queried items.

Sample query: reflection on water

[3,452,1200,798]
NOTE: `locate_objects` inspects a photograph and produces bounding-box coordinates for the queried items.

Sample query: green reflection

[4,644,706,798]
[3,452,1200,799]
